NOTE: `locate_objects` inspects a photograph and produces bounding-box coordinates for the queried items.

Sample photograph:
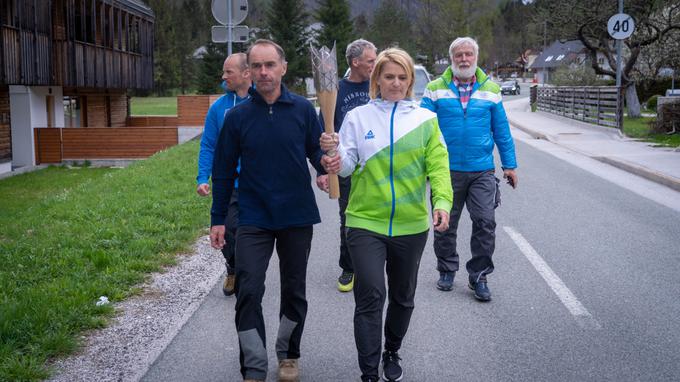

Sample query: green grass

[0,142,210,380]
[623,116,680,148]
[129,96,177,116]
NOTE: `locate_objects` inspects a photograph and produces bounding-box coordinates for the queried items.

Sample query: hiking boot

[337,270,354,292]
[222,273,236,296]
[468,277,491,302]
[278,358,299,381]
[381,350,403,381]
[436,271,455,291]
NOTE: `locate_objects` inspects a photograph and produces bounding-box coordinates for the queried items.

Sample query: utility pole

[543,20,547,51]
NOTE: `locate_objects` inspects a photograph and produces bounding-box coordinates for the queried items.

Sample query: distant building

[528,40,613,84]
[0,0,155,175]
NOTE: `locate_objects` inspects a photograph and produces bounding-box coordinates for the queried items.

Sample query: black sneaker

[382,350,403,381]
[468,277,491,302]
[337,270,354,292]
[436,271,455,291]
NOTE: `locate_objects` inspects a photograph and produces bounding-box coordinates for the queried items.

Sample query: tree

[459,0,498,66]
[368,0,415,54]
[195,42,228,95]
[262,0,312,90]
[354,13,370,37]
[176,0,209,94]
[489,0,543,71]
[316,0,354,75]
[536,0,680,117]
[635,10,680,78]
[415,0,461,73]
[413,0,505,73]
[551,65,609,86]
[147,0,181,95]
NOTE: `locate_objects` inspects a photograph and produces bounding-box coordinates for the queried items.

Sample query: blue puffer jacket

[421,67,517,171]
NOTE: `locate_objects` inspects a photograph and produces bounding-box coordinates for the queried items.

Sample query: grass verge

[623,116,680,148]
[0,141,209,380]
[129,97,178,116]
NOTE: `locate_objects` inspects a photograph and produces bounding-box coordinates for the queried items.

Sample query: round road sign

[211,0,248,26]
[607,13,635,40]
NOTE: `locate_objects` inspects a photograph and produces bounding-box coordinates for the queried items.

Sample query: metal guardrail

[535,85,623,130]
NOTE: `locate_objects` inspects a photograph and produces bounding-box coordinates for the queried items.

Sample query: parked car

[501,80,520,95]
[344,64,432,101]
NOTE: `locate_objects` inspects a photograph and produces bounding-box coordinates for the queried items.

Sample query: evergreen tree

[263,0,311,91]
[176,0,200,94]
[316,0,354,75]
[368,0,415,54]
[196,42,228,94]
[147,0,181,95]
[353,13,370,38]
[415,0,462,73]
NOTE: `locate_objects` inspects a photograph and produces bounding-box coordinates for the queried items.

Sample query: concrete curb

[508,115,680,192]
[592,156,680,193]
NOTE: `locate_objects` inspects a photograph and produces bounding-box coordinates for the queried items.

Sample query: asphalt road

[142,98,680,382]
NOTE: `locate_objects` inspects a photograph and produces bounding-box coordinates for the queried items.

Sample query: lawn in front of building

[129,96,178,116]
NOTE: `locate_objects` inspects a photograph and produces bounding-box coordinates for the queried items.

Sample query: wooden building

[0,0,155,175]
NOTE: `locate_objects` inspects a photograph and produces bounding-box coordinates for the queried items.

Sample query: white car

[344,64,433,101]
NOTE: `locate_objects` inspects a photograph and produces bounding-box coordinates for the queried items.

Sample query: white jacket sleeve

[337,110,359,178]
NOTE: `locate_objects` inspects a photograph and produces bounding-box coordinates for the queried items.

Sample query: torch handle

[318,91,340,199]
[325,128,340,200]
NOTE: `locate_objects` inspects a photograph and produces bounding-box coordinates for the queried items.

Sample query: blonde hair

[369,48,415,100]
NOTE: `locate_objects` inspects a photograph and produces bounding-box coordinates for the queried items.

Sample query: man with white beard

[421,37,518,302]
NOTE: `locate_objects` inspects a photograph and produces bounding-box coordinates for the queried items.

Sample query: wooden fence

[34,127,178,164]
[177,95,220,126]
[536,86,623,130]
[127,116,179,127]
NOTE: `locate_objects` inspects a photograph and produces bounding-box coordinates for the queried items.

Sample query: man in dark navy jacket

[210,39,334,382]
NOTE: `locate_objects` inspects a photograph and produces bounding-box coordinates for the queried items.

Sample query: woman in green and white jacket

[321,48,453,382]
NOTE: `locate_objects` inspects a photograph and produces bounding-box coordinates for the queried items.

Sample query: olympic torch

[310,43,340,199]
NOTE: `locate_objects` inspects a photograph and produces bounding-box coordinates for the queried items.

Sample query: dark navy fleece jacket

[211,85,326,229]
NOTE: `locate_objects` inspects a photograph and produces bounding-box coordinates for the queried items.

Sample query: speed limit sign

[607,13,635,39]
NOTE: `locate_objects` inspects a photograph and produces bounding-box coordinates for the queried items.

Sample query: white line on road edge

[503,226,601,330]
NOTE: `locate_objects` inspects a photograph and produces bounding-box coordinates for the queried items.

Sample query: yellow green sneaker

[337,270,354,292]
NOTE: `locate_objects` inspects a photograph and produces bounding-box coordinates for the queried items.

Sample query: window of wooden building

[64,96,86,128]
[129,18,140,53]
[74,0,95,44]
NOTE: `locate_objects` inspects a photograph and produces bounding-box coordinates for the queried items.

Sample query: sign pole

[615,0,623,132]
[227,0,233,55]
[606,3,634,129]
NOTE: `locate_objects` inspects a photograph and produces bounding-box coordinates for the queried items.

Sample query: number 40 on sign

[607,13,635,40]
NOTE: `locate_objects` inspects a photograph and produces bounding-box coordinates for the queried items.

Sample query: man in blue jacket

[421,37,518,302]
[197,53,251,296]
[210,39,333,382]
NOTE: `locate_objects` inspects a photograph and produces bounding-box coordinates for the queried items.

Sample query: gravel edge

[47,235,225,382]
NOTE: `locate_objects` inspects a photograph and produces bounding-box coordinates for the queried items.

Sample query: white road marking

[503,226,601,329]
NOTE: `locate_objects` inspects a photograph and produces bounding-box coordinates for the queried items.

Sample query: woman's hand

[432,209,450,232]
[321,154,341,174]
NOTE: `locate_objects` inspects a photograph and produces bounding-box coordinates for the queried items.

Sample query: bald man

[196,53,251,296]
